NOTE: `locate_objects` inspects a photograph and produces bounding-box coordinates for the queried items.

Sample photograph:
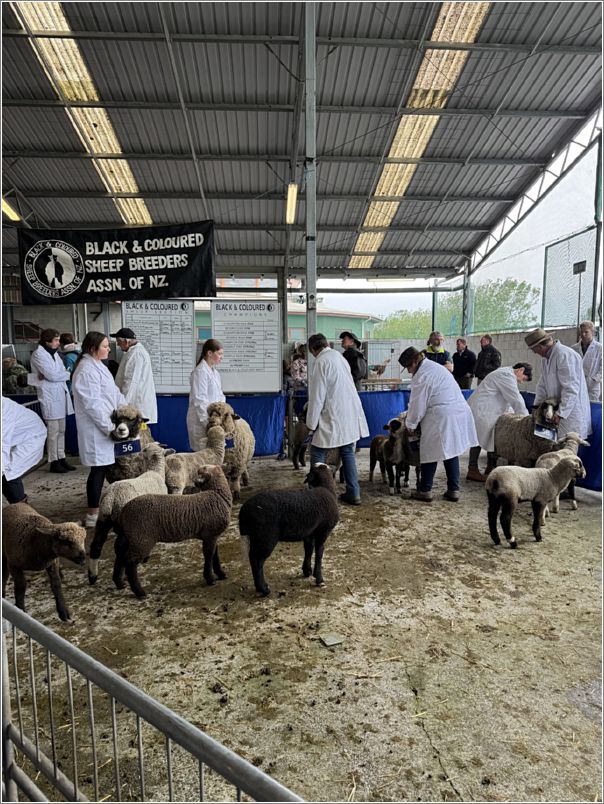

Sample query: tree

[373,308,431,339]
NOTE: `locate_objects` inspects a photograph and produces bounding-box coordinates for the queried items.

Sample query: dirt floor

[3,451,602,803]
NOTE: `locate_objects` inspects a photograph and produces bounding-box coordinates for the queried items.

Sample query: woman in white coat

[30,328,75,473]
[187,338,225,451]
[466,363,532,481]
[399,347,478,502]
[72,331,126,527]
[2,396,47,504]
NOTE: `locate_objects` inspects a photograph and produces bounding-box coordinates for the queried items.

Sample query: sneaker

[466,467,486,483]
[339,493,361,506]
[49,460,69,474]
[84,514,98,528]
[59,458,76,472]
[410,490,433,502]
[443,490,460,502]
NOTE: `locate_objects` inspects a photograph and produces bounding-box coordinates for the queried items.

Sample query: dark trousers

[86,466,110,508]
[420,457,460,493]
[468,446,497,469]
[2,475,26,504]
[455,376,472,390]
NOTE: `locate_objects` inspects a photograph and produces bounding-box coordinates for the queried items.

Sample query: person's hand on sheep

[551,413,562,426]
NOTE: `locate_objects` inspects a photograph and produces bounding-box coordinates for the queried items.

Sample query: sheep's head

[558,432,590,451]
[383,418,404,438]
[206,402,240,436]
[304,463,337,495]
[193,464,228,488]
[206,424,227,447]
[532,398,560,425]
[36,523,87,565]
[110,405,149,441]
[560,455,586,479]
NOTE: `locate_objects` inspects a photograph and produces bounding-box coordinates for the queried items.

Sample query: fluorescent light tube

[2,199,21,221]
[286,183,298,225]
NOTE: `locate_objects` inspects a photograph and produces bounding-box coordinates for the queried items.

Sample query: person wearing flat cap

[397,346,478,503]
[111,327,158,425]
[339,331,367,392]
[525,328,591,439]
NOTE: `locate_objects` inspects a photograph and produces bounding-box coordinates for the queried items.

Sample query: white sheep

[535,432,590,517]
[485,455,586,548]
[165,424,226,495]
[2,503,86,621]
[88,443,169,584]
[206,402,255,501]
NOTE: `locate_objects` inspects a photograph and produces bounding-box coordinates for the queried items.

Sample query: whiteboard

[211,300,282,393]
[122,299,195,393]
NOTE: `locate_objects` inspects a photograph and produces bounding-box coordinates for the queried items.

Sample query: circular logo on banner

[267,303,275,312]
[24,240,85,299]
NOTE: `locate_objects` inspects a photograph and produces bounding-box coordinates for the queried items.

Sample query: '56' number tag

[114,438,142,457]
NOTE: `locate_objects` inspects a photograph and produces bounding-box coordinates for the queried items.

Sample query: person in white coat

[306,333,369,505]
[525,328,591,439]
[30,328,75,473]
[2,396,47,503]
[112,327,158,424]
[572,321,602,402]
[466,363,533,481]
[187,339,225,451]
[399,347,478,502]
[72,331,127,527]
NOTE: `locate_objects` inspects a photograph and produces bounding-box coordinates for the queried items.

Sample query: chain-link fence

[433,290,463,336]
[542,227,599,328]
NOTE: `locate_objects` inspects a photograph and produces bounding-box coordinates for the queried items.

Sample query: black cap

[340,331,361,348]
[398,346,420,369]
[110,328,136,340]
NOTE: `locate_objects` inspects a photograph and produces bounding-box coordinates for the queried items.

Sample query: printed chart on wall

[211,300,281,393]
[122,300,195,393]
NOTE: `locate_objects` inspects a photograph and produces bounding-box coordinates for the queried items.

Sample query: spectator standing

[72,331,127,527]
[30,328,75,473]
[59,333,80,391]
[339,331,367,391]
[187,338,226,451]
[474,334,501,385]
[112,327,158,424]
[307,333,369,505]
[2,396,47,504]
[452,338,476,390]
[2,357,32,395]
[466,363,532,481]
[398,347,477,502]
[572,320,602,402]
[424,331,453,372]
[290,344,308,388]
[525,328,591,439]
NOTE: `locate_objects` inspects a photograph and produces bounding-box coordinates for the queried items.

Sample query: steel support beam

[3,28,600,55]
[305,2,317,342]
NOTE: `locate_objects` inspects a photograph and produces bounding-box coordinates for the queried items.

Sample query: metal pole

[304,2,317,343]
[593,134,602,328]
[2,629,19,801]
[461,263,469,336]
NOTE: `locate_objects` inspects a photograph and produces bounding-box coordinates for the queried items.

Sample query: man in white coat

[306,333,369,505]
[2,396,47,503]
[466,363,533,481]
[112,328,158,424]
[399,347,478,502]
[525,328,591,439]
[572,321,602,402]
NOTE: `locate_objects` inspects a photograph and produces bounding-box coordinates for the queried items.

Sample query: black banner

[18,220,215,305]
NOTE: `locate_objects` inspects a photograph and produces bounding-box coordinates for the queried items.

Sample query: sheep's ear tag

[140,422,148,431]
[225,437,235,449]
[114,438,142,457]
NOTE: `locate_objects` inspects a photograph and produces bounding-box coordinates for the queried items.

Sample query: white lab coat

[572,339,602,402]
[467,367,527,451]
[306,347,369,448]
[535,341,591,438]
[187,359,225,450]
[406,358,478,464]
[2,397,47,481]
[30,345,73,420]
[72,355,126,466]
[115,343,158,424]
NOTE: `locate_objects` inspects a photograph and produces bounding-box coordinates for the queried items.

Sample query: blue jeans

[420,457,460,493]
[311,442,360,500]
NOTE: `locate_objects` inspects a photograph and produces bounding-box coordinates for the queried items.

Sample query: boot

[466,467,486,482]
[49,460,69,474]
[59,458,76,471]
[410,490,433,502]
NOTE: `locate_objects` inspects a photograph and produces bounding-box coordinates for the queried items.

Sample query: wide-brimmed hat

[110,327,136,340]
[524,328,551,348]
[398,346,421,368]
[340,331,361,348]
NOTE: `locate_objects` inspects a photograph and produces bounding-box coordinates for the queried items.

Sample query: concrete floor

[3,451,602,802]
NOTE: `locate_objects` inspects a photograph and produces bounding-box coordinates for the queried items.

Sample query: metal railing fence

[2,602,303,803]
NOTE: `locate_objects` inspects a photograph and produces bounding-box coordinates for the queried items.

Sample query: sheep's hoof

[135,591,147,600]
[534,534,542,542]
[58,611,72,623]
[509,541,518,549]
[87,572,97,585]
[114,579,126,590]
[389,488,394,496]
[570,501,578,511]
[205,576,216,586]
[315,579,325,588]
[216,571,227,581]
[302,565,312,578]
[491,538,501,546]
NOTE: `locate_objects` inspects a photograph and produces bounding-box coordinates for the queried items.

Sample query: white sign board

[122,299,195,393]
[211,300,281,393]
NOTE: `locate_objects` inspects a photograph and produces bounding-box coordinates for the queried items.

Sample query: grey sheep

[2,503,86,622]
[106,405,165,483]
[165,424,226,495]
[88,443,169,585]
[535,432,590,517]
[239,463,339,596]
[206,402,255,500]
[485,455,586,548]
[493,398,561,468]
[106,443,176,483]
[112,465,232,599]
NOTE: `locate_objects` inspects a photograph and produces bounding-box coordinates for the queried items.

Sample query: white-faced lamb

[239,463,339,596]
[2,503,86,622]
[88,443,169,585]
[165,424,226,495]
[492,398,561,468]
[535,432,590,517]
[206,402,255,500]
[485,455,586,548]
[112,464,232,599]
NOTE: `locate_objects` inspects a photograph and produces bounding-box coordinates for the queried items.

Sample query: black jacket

[474,344,501,379]
[452,347,476,378]
[342,347,367,383]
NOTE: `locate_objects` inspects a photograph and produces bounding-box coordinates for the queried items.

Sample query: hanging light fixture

[2,199,21,221]
[286,183,298,225]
